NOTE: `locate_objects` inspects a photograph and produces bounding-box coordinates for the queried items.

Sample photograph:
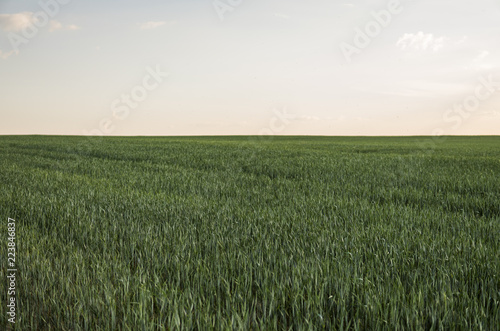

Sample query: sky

[0,0,499,136]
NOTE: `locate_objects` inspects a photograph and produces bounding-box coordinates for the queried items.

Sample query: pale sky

[1,0,499,135]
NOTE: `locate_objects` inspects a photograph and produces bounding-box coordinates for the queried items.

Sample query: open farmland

[1,135,499,329]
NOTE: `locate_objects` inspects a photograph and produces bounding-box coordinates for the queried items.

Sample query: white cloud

[480,110,500,117]
[0,12,35,31]
[67,24,80,31]
[48,20,63,32]
[139,21,166,30]
[0,49,18,60]
[396,32,448,52]
[0,12,79,33]
[473,50,489,63]
[456,35,467,45]
[352,80,474,98]
[49,21,80,32]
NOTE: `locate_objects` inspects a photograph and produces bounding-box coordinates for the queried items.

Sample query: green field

[1,135,499,329]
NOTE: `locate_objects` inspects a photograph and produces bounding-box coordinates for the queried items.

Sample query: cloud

[48,20,62,32]
[0,12,80,33]
[473,50,489,63]
[0,49,18,60]
[139,21,166,30]
[456,35,467,45]
[48,20,80,32]
[351,80,474,98]
[396,32,448,52]
[0,12,35,31]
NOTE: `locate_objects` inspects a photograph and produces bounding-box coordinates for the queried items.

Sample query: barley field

[1,135,499,330]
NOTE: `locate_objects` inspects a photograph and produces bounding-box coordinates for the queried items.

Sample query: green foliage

[0,135,499,330]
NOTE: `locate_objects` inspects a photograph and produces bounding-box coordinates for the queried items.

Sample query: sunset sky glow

[1,0,499,135]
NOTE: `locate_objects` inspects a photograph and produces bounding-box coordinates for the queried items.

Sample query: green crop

[0,135,499,330]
